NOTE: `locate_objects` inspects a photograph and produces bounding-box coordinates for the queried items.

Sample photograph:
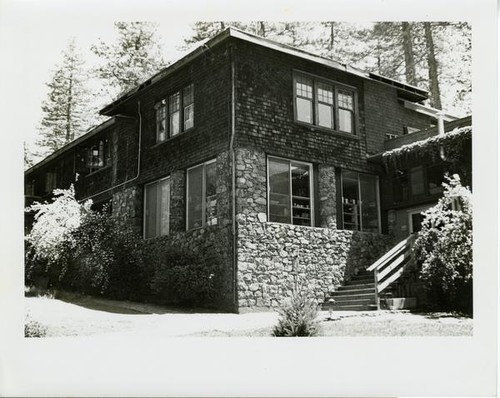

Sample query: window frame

[155,83,194,144]
[293,71,359,135]
[340,170,381,233]
[186,159,217,231]
[266,155,315,227]
[86,139,110,174]
[143,176,171,240]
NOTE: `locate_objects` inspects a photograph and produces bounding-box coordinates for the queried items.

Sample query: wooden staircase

[321,235,416,312]
[322,269,377,311]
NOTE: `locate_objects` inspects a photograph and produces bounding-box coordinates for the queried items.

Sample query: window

[86,139,110,173]
[187,160,217,230]
[294,73,357,134]
[45,171,56,194]
[393,164,444,203]
[155,84,194,143]
[341,171,380,233]
[144,177,170,239]
[268,157,313,226]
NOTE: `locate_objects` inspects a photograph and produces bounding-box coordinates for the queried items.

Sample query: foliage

[68,210,152,299]
[25,313,47,338]
[272,283,319,337]
[36,39,94,156]
[25,185,92,284]
[413,175,473,313]
[91,22,167,98]
[149,245,224,307]
[382,126,471,168]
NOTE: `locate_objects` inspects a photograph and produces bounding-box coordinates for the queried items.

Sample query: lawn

[25,295,473,338]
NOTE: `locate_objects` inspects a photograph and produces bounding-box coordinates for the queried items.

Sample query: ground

[25,295,473,337]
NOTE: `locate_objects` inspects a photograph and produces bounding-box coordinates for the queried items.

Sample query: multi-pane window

[268,157,313,226]
[144,177,170,239]
[341,171,380,233]
[86,139,110,173]
[187,159,217,230]
[393,164,445,202]
[155,84,194,143]
[294,73,357,134]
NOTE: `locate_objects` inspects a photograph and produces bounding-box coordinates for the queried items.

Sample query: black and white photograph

[0,0,497,396]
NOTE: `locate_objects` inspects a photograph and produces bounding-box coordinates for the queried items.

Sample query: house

[24,27,472,312]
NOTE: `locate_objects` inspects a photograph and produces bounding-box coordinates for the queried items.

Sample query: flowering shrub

[25,185,92,286]
[25,313,47,338]
[413,174,473,313]
[272,283,319,337]
[149,246,224,307]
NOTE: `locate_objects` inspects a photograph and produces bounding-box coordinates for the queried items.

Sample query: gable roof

[100,26,429,116]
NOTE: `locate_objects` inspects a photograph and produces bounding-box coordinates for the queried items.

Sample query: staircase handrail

[367,235,415,272]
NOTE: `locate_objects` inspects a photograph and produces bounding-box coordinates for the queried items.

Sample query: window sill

[293,121,360,140]
[151,127,195,148]
[85,165,111,177]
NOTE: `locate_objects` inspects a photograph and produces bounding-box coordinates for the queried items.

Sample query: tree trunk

[401,22,417,86]
[424,22,442,109]
[66,73,73,143]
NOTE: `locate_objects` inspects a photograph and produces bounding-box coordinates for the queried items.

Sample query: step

[322,303,377,311]
[330,288,375,296]
[329,298,376,306]
[337,283,374,290]
[345,278,374,285]
[331,292,376,300]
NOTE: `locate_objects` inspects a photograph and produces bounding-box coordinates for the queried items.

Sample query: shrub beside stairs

[321,269,377,311]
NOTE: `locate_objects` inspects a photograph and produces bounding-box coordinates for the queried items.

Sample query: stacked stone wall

[237,215,392,308]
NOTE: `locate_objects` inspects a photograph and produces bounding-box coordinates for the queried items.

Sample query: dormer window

[294,72,357,134]
[155,84,194,143]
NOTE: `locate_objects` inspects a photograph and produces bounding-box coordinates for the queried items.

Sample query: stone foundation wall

[112,186,143,234]
[236,214,392,308]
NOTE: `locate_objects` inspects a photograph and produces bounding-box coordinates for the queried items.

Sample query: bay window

[187,159,217,230]
[268,157,313,226]
[144,177,170,239]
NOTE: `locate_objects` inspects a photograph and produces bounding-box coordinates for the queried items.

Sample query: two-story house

[25,27,472,312]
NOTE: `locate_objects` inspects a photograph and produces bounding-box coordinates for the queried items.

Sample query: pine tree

[424,22,442,109]
[36,39,91,155]
[91,22,167,98]
[401,22,417,86]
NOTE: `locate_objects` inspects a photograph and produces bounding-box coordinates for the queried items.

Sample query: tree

[413,175,472,313]
[424,22,442,109]
[91,22,167,98]
[36,39,92,155]
[401,22,417,86]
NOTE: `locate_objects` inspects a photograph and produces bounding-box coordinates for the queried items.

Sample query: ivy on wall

[382,126,472,169]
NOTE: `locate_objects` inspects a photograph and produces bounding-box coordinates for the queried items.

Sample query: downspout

[229,45,238,312]
[437,111,446,161]
[80,102,143,201]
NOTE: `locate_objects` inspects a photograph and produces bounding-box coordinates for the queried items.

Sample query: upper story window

[144,177,170,239]
[155,83,194,143]
[186,159,217,230]
[294,73,357,134]
[268,156,314,226]
[86,139,110,173]
[341,170,380,233]
[393,164,444,203]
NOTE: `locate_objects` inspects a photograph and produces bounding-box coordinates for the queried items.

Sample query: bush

[272,284,319,337]
[150,246,224,307]
[25,314,47,338]
[413,175,473,314]
[69,209,152,300]
[25,185,92,288]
